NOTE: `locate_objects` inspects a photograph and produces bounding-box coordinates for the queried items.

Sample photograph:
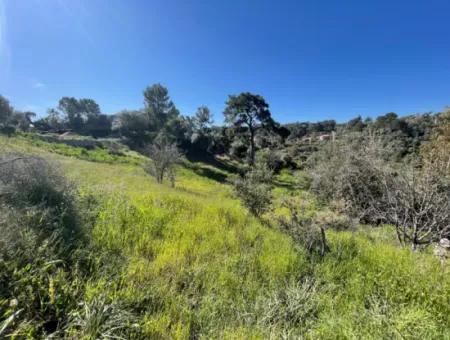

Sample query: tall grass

[1,135,450,338]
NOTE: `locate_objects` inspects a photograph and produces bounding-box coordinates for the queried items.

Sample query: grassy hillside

[1,134,450,339]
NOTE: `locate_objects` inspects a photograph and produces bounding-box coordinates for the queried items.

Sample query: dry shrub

[277,197,354,256]
[309,133,450,249]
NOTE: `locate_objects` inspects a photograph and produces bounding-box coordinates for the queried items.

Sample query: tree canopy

[224,92,275,164]
[0,95,14,125]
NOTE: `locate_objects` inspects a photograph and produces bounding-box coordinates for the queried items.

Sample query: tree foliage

[224,92,275,164]
[143,83,182,139]
[57,97,101,133]
[0,95,14,125]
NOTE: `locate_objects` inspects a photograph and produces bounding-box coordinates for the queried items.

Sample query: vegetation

[0,89,449,338]
[310,132,450,249]
[144,133,182,186]
[233,155,274,217]
[224,92,276,165]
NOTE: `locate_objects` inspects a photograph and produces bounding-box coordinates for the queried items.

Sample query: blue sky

[1,0,449,123]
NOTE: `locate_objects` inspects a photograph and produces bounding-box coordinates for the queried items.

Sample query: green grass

[1,133,143,165]
[1,133,450,339]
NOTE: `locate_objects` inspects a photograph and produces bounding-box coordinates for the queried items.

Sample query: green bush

[0,154,95,337]
[233,159,273,217]
[0,154,85,248]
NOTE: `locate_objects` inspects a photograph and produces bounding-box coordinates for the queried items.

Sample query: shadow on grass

[184,149,240,183]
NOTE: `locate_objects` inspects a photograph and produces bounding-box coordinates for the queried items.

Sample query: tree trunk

[249,127,255,166]
[320,227,330,257]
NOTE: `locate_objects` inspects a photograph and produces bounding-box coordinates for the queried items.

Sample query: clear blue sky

[1,0,449,123]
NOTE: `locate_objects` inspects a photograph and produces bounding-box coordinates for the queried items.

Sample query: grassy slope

[2,135,450,339]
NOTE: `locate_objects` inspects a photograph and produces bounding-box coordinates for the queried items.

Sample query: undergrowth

[1,135,449,339]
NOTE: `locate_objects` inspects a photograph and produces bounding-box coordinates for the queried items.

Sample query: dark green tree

[143,83,181,139]
[190,106,214,151]
[112,110,150,147]
[193,106,213,132]
[85,114,112,138]
[346,116,366,132]
[224,92,275,165]
[9,111,36,131]
[34,109,65,132]
[0,95,13,126]
[57,97,101,133]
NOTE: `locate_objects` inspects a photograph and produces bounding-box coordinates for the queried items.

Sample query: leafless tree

[144,133,181,186]
[377,157,450,250]
[310,132,450,250]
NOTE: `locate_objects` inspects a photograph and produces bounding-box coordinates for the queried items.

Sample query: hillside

[1,134,450,339]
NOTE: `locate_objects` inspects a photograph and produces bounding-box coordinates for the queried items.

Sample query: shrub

[233,159,273,217]
[377,161,450,249]
[0,153,91,337]
[229,139,248,160]
[0,125,15,136]
[310,134,450,249]
[277,198,331,256]
[309,133,388,224]
[0,153,84,248]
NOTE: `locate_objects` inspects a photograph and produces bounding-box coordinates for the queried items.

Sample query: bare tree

[310,133,450,250]
[379,163,450,249]
[309,132,390,224]
[144,133,181,186]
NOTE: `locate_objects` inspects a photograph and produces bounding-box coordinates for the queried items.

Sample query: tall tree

[190,106,214,150]
[57,97,101,133]
[9,111,36,131]
[193,106,214,132]
[112,110,150,147]
[0,95,13,125]
[143,83,180,136]
[224,92,275,164]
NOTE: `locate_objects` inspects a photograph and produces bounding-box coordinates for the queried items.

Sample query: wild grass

[1,134,450,338]
[1,133,143,165]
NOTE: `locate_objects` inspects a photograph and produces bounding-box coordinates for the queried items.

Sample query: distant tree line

[0,95,36,135]
[0,88,446,168]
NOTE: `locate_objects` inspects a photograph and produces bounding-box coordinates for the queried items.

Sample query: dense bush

[309,133,450,249]
[309,134,388,223]
[233,157,274,217]
[277,197,354,256]
[0,154,84,248]
[0,154,93,337]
